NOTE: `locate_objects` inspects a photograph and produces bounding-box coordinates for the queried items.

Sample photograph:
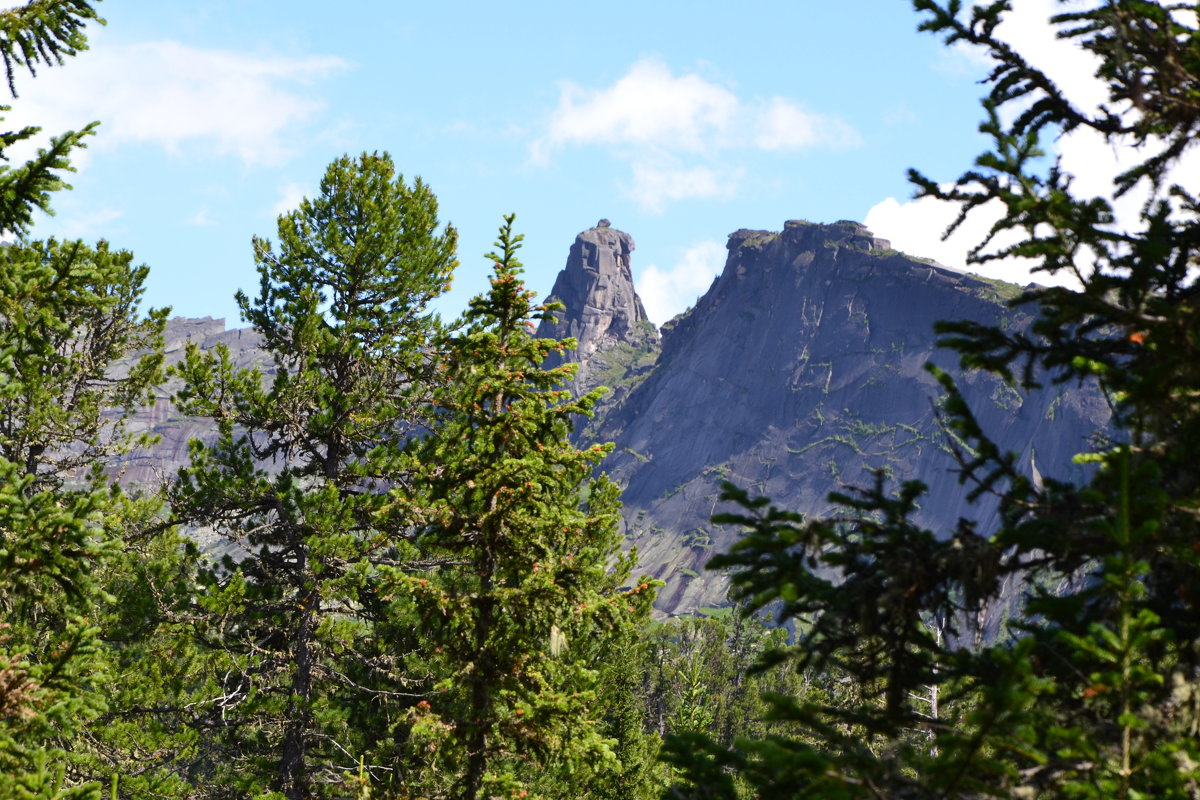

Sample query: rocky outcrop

[536,221,658,398]
[113,317,267,488]
[592,220,1110,614]
[109,317,269,557]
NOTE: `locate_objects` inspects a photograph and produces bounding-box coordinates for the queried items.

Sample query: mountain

[121,219,1110,617]
[539,219,1110,614]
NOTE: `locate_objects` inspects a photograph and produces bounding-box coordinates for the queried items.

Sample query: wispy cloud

[188,208,215,227]
[8,33,348,167]
[755,97,860,151]
[271,182,309,217]
[56,206,124,239]
[531,57,859,211]
[626,161,740,214]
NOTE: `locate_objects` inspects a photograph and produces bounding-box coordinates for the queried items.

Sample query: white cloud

[7,33,348,167]
[531,59,739,162]
[625,161,739,214]
[636,239,727,325]
[271,182,309,217]
[755,97,861,151]
[531,57,858,208]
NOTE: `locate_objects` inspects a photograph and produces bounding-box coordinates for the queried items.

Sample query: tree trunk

[281,589,317,800]
[461,543,496,800]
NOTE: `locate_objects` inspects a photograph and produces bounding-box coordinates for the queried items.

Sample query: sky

[8,0,1174,328]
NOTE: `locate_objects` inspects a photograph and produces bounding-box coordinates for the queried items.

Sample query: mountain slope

[550,220,1109,613]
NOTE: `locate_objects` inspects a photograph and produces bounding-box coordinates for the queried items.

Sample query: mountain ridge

[541,218,1108,614]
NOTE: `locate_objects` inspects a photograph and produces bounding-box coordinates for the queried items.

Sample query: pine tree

[667,1,1200,798]
[397,216,654,800]
[169,151,457,799]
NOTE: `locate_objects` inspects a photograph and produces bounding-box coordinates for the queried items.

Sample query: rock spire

[536,222,657,396]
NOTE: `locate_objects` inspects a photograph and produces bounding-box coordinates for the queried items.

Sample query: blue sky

[10,0,1151,327]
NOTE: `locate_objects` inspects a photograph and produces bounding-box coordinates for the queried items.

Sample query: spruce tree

[170,152,457,799]
[667,1,1200,798]
[397,216,654,800]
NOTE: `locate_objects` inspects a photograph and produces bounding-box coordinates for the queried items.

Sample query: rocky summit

[535,221,659,399]
[575,220,1110,615]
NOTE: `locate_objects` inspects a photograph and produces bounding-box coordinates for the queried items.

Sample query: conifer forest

[2,1,1200,798]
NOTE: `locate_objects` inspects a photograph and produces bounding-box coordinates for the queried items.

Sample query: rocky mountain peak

[780,218,892,252]
[596,219,1108,614]
[536,222,658,396]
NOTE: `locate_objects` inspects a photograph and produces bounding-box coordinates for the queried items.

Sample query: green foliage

[170,151,457,799]
[0,239,167,485]
[0,239,173,793]
[666,2,1200,798]
[0,0,101,237]
[0,245,168,796]
[0,0,100,93]
[71,513,205,800]
[0,8,171,790]
[581,335,659,400]
[397,215,655,800]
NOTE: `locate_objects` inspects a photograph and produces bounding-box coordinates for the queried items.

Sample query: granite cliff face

[584,220,1109,613]
[535,221,658,399]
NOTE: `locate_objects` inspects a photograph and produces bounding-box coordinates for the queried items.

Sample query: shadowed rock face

[588,221,1109,615]
[536,222,658,397]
